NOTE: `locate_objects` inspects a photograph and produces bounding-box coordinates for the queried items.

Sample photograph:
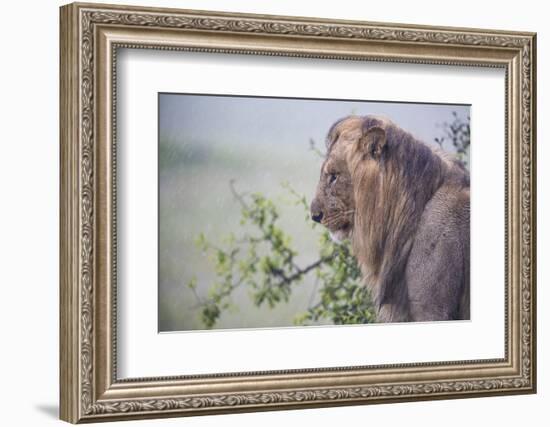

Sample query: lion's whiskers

[322,209,354,229]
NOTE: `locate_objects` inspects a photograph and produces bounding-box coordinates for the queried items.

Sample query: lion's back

[405,179,470,321]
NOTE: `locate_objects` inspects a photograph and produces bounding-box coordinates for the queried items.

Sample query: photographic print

[159,94,470,332]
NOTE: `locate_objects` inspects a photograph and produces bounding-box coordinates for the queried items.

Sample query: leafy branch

[187,180,372,328]
[434,111,471,168]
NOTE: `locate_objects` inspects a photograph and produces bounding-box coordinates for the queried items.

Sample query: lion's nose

[311,211,323,223]
[310,199,324,223]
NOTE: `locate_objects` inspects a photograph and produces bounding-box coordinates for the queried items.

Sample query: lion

[310,115,470,322]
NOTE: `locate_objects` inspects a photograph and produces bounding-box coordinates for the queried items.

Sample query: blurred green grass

[159,136,327,331]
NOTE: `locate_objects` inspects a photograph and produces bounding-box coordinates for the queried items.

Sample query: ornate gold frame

[60,2,537,423]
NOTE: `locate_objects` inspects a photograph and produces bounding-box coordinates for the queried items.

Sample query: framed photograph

[60,2,537,423]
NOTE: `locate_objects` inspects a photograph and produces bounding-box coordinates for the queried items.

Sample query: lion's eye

[328,173,338,185]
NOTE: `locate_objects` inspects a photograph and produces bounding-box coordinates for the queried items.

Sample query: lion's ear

[359,126,386,159]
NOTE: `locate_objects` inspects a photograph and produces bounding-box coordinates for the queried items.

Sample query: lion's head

[309,116,364,242]
[310,115,400,243]
[310,115,469,321]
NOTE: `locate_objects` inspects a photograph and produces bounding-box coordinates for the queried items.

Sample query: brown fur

[310,115,470,322]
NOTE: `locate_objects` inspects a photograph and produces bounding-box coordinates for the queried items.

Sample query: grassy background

[159,137,322,330]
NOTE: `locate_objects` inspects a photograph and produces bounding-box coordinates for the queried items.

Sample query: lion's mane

[327,115,470,322]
